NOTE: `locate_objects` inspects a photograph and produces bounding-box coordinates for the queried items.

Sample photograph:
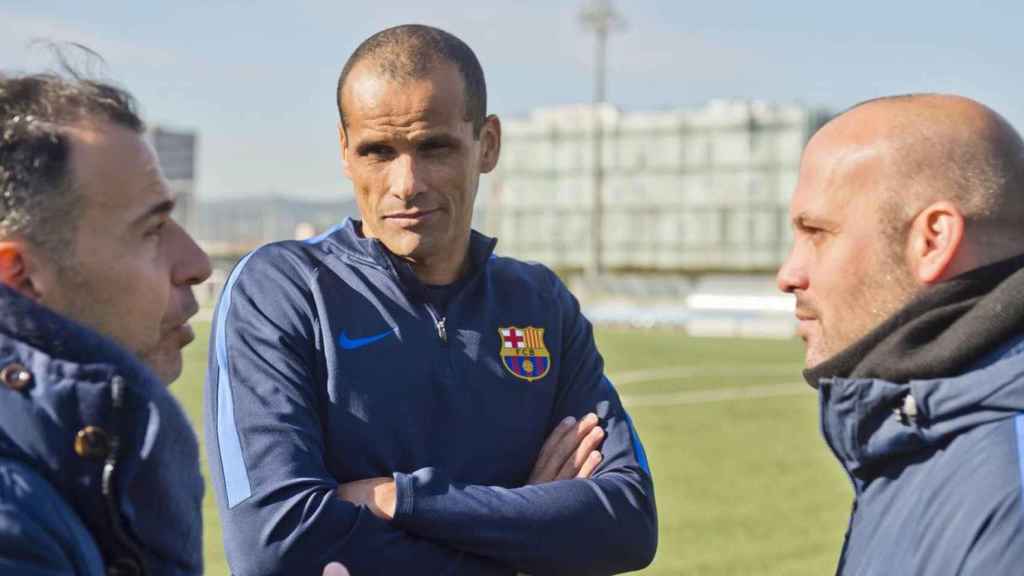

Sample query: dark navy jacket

[818,335,1024,575]
[205,219,657,576]
[0,284,203,575]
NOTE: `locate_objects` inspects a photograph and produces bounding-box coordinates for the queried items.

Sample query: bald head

[814,94,1024,256]
[336,24,488,136]
[780,94,1024,366]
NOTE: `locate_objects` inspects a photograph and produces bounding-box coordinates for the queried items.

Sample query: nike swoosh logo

[338,328,397,350]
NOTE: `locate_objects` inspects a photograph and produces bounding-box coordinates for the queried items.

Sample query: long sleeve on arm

[203,247,512,576]
[390,275,658,576]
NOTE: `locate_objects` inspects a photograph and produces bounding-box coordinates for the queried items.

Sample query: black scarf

[804,253,1024,386]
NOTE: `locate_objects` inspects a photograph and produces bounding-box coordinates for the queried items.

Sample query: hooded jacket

[205,219,657,576]
[0,284,203,575]
[805,255,1024,575]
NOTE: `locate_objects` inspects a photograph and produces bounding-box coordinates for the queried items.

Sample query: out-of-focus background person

[0,63,210,574]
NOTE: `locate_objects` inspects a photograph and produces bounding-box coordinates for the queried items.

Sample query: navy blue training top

[204,219,657,576]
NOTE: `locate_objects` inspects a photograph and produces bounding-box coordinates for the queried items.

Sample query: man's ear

[906,200,966,284]
[478,115,501,174]
[338,122,352,179]
[0,241,42,300]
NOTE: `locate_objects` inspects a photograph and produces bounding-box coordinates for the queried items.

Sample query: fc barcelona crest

[499,326,550,382]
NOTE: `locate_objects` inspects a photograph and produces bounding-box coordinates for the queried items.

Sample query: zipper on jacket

[425,304,448,345]
[102,375,148,576]
[436,317,448,343]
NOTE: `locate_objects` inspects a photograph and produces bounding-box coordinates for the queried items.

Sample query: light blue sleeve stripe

[1015,414,1024,518]
[303,220,345,245]
[216,251,257,508]
[605,377,652,475]
[624,411,652,475]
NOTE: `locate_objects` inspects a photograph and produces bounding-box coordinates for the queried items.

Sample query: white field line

[620,382,809,408]
[607,363,800,386]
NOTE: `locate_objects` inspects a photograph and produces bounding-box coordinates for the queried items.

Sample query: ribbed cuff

[392,471,416,523]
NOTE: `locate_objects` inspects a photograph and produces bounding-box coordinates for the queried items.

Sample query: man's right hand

[528,413,605,484]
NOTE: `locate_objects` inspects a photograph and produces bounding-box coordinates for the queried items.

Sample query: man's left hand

[337,477,396,521]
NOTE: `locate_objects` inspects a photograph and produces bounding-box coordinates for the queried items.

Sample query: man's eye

[803,227,828,243]
[420,141,449,154]
[360,145,393,159]
[146,221,167,239]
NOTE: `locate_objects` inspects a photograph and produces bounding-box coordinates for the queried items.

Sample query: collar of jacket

[803,253,1024,478]
[805,252,1024,386]
[817,335,1024,478]
[329,217,498,301]
[0,283,157,379]
[0,283,203,574]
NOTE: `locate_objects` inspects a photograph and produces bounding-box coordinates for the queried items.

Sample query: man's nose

[388,154,426,201]
[776,247,807,294]
[170,221,212,287]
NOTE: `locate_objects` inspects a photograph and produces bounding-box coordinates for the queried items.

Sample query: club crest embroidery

[499,326,550,382]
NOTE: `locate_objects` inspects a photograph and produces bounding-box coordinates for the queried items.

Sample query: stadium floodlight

[579,0,624,279]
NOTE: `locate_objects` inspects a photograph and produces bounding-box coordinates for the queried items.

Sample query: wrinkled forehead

[342,60,469,132]
[65,121,168,215]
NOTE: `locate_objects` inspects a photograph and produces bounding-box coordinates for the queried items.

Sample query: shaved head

[779,93,1024,366]
[336,25,488,136]
[820,94,1024,254]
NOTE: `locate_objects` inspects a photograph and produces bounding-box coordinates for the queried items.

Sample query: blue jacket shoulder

[486,255,566,297]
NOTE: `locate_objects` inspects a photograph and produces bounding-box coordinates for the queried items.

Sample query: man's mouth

[793,299,818,322]
[172,323,196,346]
[164,299,200,346]
[793,306,818,341]
[383,208,439,226]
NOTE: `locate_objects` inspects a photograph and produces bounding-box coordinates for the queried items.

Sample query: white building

[486,100,830,272]
[147,126,197,234]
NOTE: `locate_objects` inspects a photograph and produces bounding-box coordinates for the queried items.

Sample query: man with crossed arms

[206,24,657,576]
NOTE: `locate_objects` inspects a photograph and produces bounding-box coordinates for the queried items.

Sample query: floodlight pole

[580,0,623,280]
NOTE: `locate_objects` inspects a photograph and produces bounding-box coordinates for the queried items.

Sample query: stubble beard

[815,248,920,367]
[53,260,176,382]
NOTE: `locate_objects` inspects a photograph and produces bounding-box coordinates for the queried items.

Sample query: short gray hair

[0,66,143,259]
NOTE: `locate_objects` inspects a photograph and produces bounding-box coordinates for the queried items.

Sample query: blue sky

[4,1,1022,200]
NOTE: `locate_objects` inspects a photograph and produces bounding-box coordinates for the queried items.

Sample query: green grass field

[173,322,851,575]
